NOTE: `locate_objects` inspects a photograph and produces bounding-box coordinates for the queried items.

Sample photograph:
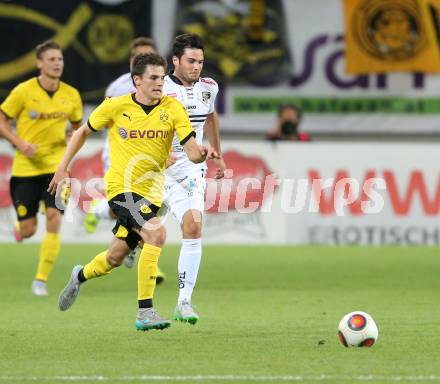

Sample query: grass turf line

[0,244,439,384]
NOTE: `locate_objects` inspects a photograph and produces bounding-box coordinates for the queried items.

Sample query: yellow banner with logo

[344,0,440,74]
[0,1,152,103]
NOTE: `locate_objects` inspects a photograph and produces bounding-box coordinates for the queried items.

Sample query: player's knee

[107,257,123,267]
[46,209,61,227]
[141,225,166,247]
[21,223,37,238]
[183,223,201,238]
[182,213,202,238]
[153,225,166,247]
[106,250,126,267]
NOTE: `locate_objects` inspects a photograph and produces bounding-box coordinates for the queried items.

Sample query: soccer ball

[338,311,378,347]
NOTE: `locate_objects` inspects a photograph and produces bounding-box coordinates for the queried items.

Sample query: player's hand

[206,147,221,160]
[166,153,177,168]
[17,140,36,157]
[198,145,209,160]
[213,156,226,179]
[47,168,70,195]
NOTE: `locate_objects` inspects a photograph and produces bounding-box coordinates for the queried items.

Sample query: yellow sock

[83,251,113,280]
[138,244,162,300]
[35,232,61,282]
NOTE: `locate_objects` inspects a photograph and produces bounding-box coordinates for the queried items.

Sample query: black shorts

[108,192,160,249]
[10,173,68,221]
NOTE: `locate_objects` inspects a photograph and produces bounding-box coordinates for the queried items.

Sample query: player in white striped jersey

[162,34,226,324]
[82,38,166,282]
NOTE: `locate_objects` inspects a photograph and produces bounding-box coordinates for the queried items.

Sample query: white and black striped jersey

[105,72,134,97]
[163,74,218,179]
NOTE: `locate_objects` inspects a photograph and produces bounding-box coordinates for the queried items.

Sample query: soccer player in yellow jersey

[83,37,166,283]
[48,53,217,331]
[0,40,83,296]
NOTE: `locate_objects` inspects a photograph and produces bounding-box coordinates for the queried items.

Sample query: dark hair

[130,37,156,57]
[36,40,61,59]
[172,33,204,59]
[131,53,167,80]
[278,104,302,121]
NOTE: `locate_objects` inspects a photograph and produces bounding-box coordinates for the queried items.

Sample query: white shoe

[174,299,199,324]
[32,280,48,296]
[58,265,83,311]
[124,247,139,268]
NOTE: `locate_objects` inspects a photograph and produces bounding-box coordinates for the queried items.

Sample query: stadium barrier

[1,140,439,245]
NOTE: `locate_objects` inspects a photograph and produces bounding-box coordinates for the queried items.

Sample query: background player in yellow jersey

[48,53,217,331]
[0,40,83,296]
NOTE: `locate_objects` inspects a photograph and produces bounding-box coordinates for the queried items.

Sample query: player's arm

[71,121,82,130]
[204,111,226,179]
[174,100,220,163]
[182,134,206,163]
[70,89,83,131]
[48,123,93,194]
[166,152,177,168]
[204,111,221,153]
[50,95,111,194]
[65,121,82,143]
[0,110,36,157]
[182,135,220,163]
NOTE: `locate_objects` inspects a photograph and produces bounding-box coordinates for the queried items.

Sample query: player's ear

[133,74,141,87]
[172,56,179,67]
[36,59,43,71]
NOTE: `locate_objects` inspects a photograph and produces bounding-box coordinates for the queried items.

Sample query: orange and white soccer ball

[338,311,378,347]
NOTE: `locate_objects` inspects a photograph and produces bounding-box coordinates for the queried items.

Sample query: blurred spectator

[266,104,309,141]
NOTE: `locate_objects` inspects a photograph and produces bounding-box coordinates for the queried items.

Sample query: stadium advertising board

[175,0,440,134]
[1,140,439,246]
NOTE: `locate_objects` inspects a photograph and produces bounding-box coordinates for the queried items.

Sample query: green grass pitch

[0,244,439,384]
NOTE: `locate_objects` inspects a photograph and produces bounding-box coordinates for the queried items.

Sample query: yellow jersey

[88,93,194,206]
[0,77,83,177]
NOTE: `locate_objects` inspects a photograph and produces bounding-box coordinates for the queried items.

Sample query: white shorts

[162,171,206,224]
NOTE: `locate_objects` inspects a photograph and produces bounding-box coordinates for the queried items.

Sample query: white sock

[177,238,202,304]
[95,199,111,220]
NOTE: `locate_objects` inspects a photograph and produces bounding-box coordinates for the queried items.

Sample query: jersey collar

[36,76,60,97]
[131,93,161,110]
